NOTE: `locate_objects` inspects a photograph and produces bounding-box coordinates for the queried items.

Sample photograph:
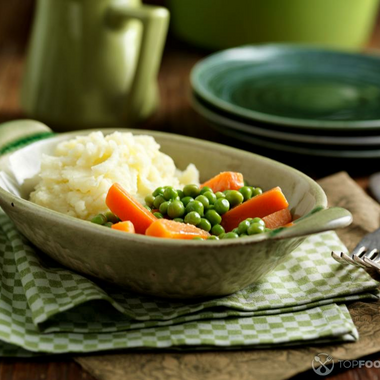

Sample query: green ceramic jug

[21,0,169,131]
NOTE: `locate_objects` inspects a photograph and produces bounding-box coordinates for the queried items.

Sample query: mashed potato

[30,131,199,220]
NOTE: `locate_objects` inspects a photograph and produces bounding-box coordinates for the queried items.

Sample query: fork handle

[273,207,352,239]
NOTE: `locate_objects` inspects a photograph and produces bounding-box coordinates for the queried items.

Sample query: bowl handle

[272,207,353,239]
[0,119,54,156]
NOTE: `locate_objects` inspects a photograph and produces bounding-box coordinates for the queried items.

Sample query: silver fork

[331,227,380,273]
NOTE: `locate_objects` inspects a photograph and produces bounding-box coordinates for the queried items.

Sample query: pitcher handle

[106,3,169,122]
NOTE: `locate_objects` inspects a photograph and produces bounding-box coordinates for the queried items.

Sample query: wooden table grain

[1,1,380,379]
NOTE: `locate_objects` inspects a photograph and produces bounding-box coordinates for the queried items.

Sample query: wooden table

[1,1,380,379]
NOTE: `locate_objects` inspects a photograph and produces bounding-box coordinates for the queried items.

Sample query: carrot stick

[111,220,136,233]
[146,219,210,240]
[221,187,289,232]
[200,171,244,193]
[106,183,156,234]
[262,208,292,229]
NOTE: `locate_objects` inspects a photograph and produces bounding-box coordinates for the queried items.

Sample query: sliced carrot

[146,219,210,240]
[200,171,244,193]
[106,183,156,234]
[262,208,292,229]
[221,187,289,232]
[111,220,136,233]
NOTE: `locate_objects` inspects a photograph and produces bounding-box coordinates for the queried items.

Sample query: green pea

[185,200,204,216]
[159,201,170,215]
[192,237,204,240]
[198,218,212,232]
[207,235,219,240]
[153,212,164,219]
[211,224,225,236]
[225,190,244,208]
[144,205,152,212]
[240,233,248,237]
[181,196,194,207]
[144,194,155,208]
[105,211,119,223]
[173,218,184,223]
[215,191,225,199]
[200,186,213,194]
[239,186,253,201]
[183,184,201,198]
[184,211,201,226]
[203,191,217,205]
[104,222,113,228]
[208,205,215,210]
[205,209,222,226]
[167,200,185,219]
[177,189,184,199]
[218,232,225,239]
[214,198,230,215]
[195,195,209,209]
[153,195,166,209]
[153,187,165,196]
[247,222,265,235]
[232,228,240,235]
[221,232,239,239]
[163,187,178,201]
[91,214,107,225]
[252,187,263,197]
[250,217,265,227]
[238,219,251,235]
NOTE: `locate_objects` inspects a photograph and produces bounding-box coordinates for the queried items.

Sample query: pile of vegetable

[90,171,292,240]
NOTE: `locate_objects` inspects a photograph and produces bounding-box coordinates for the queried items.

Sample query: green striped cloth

[0,209,378,356]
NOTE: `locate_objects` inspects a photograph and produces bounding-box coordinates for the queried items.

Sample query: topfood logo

[312,353,380,376]
[312,353,334,376]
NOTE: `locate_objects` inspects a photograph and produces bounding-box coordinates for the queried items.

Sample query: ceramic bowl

[0,120,352,298]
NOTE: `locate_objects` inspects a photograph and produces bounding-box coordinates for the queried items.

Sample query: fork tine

[331,227,380,275]
[340,251,364,267]
[353,255,368,267]
[351,246,367,259]
[331,251,342,260]
[331,251,348,265]
[355,256,373,268]
[365,248,379,260]
[363,256,380,271]
[340,251,355,264]
[352,247,369,267]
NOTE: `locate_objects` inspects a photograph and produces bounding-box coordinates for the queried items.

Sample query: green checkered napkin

[0,210,378,357]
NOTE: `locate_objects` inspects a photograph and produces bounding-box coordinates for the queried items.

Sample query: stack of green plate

[190,44,380,159]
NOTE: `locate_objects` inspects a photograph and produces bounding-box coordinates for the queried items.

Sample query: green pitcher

[21,0,169,131]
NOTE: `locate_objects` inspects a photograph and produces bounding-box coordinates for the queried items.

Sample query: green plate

[191,93,380,147]
[212,123,380,159]
[191,45,380,131]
